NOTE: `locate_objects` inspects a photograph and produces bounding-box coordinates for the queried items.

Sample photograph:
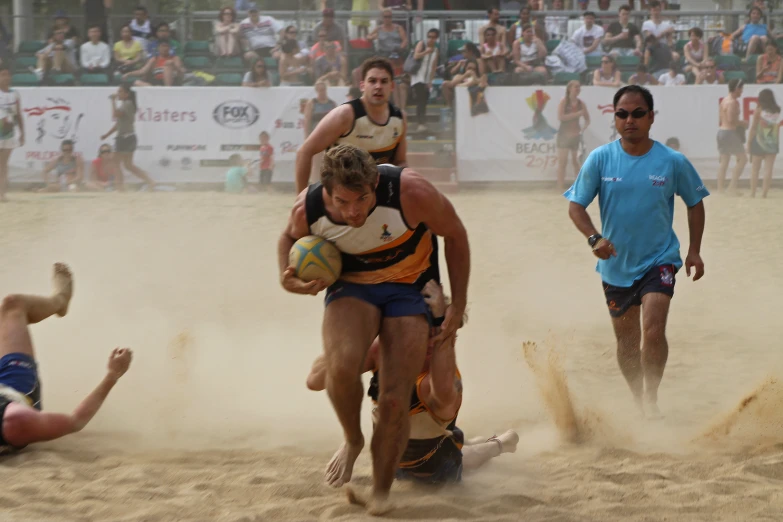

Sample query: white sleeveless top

[334,98,405,166]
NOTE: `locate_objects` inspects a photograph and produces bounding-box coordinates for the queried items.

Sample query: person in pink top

[259,131,275,187]
[85,144,119,191]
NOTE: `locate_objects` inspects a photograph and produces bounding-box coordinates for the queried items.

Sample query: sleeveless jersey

[305,164,438,287]
[333,98,404,165]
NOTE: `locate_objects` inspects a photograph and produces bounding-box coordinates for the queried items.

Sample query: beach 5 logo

[213,101,260,129]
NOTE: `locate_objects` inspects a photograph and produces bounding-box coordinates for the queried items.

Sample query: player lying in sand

[307,280,518,490]
[0,263,132,455]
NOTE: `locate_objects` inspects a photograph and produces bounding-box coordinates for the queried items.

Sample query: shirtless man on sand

[0,263,132,454]
[279,144,470,514]
[716,78,748,193]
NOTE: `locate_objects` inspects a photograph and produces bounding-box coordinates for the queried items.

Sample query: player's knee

[642,322,666,342]
[0,295,22,315]
[375,388,409,420]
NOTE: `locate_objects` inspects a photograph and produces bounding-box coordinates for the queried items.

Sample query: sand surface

[0,187,782,521]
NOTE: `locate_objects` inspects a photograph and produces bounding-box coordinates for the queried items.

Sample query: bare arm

[747,107,761,146]
[303,99,314,139]
[74,157,85,184]
[413,41,428,59]
[101,123,117,140]
[14,97,24,146]
[535,39,547,60]
[687,201,705,256]
[294,104,353,193]
[558,98,579,122]
[585,34,603,54]
[391,112,408,167]
[568,201,600,239]
[398,25,408,50]
[278,194,329,294]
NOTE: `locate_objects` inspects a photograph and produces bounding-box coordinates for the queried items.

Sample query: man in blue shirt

[564,85,708,419]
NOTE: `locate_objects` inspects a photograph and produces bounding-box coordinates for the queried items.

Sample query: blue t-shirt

[564,140,709,287]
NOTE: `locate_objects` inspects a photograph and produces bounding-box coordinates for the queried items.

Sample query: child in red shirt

[259,131,274,186]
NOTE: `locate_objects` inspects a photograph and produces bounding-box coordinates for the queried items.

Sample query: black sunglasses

[615,108,649,119]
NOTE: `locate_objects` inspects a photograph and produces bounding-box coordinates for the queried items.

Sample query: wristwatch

[588,234,603,248]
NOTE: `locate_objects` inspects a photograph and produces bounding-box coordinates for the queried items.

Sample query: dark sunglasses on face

[615,108,649,119]
[100,149,111,154]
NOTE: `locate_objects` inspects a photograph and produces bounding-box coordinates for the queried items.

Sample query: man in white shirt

[641,0,674,48]
[572,11,605,57]
[240,7,283,62]
[80,26,111,75]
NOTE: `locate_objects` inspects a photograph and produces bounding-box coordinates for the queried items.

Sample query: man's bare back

[720,95,740,130]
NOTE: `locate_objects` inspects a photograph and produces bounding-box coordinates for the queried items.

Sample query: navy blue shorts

[396,427,464,484]
[603,264,677,318]
[0,353,41,410]
[325,281,431,321]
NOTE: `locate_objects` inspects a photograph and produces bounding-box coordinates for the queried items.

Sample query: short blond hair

[321,144,378,194]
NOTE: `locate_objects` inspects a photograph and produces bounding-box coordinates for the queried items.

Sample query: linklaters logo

[213,100,260,129]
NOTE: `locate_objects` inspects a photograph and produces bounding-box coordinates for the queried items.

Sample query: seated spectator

[310,28,343,61]
[545,0,569,41]
[628,63,659,85]
[409,28,440,132]
[129,6,153,44]
[665,137,680,151]
[572,11,605,57]
[147,23,181,57]
[755,41,782,84]
[604,5,642,57]
[314,42,348,86]
[644,34,673,78]
[48,10,80,47]
[658,60,686,86]
[480,8,507,46]
[124,41,186,86]
[35,29,77,78]
[351,0,371,40]
[114,25,146,75]
[368,9,409,109]
[683,27,707,75]
[695,59,724,85]
[592,55,622,86]
[310,9,346,49]
[731,7,769,59]
[273,26,310,62]
[512,24,547,76]
[243,59,272,87]
[85,144,119,192]
[508,7,547,48]
[214,7,242,57]
[481,26,507,73]
[642,1,675,50]
[225,154,255,194]
[39,140,83,193]
[241,7,283,62]
[278,40,310,86]
[442,42,485,106]
[80,26,111,75]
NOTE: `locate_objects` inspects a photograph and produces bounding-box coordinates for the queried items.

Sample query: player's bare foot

[325,438,363,488]
[496,429,520,454]
[367,492,394,516]
[52,263,73,317]
[644,397,663,420]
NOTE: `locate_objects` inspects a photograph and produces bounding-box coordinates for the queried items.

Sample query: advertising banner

[456,84,783,182]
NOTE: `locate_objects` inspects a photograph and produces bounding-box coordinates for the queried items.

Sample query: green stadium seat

[184,41,212,56]
[553,71,580,85]
[586,55,602,68]
[744,54,760,66]
[215,56,245,72]
[263,57,278,69]
[546,39,560,53]
[616,55,640,68]
[675,39,688,52]
[18,40,46,54]
[215,73,243,86]
[621,70,634,83]
[723,70,747,82]
[447,39,470,57]
[51,73,76,85]
[80,73,110,86]
[11,73,40,86]
[13,56,37,72]
[184,56,212,70]
[716,54,741,69]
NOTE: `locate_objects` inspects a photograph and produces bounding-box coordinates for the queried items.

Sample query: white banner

[456,85,783,182]
[10,86,349,184]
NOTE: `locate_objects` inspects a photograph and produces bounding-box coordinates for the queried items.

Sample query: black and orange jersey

[331,98,404,166]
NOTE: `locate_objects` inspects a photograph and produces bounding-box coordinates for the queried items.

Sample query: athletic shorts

[115,134,137,154]
[557,134,580,151]
[0,353,41,410]
[717,129,744,156]
[602,264,676,318]
[260,169,273,185]
[325,281,430,321]
[396,428,464,484]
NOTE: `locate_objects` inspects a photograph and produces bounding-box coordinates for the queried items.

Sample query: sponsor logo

[649,174,667,186]
[516,143,556,154]
[200,159,232,167]
[696,184,705,192]
[522,90,557,141]
[137,108,197,123]
[275,118,304,130]
[221,144,258,152]
[24,97,85,145]
[213,100,260,129]
[659,266,674,286]
[137,145,153,152]
[380,224,392,242]
[166,145,207,151]
[356,134,373,139]
[159,157,171,168]
[601,177,623,182]
[181,157,192,170]
[280,141,299,154]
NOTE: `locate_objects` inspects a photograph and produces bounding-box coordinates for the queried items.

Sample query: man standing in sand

[278,144,470,514]
[717,79,748,194]
[0,263,132,454]
[565,85,708,419]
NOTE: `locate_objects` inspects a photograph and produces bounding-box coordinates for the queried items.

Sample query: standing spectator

[556,81,590,191]
[368,9,409,111]
[731,7,769,59]
[682,27,707,76]
[508,7,547,47]
[604,5,642,57]
[147,23,181,57]
[747,88,780,199]
[694,59,723,85]
[351,0,371,39]
[592,55,622,86]
[214,7,242,57]
[39,140,84,193]
[665,137,679,151]
[716,79,747,194]
[0,65,23,202]
[303,82,338,182]
[479,7,507,46]
[628,63,659,85]
[310,28,343,60]
[49,11,80,47]
[129,6,152,44]
[409,28,439,133]
[35,30,77,79]
[114,25,146,75]
[85,144,118,191]
[572,12,605,57]
[80,26,112,76]
[657,61,686,86]
[641,1,675,50]
[545,0,569,42]
[126,41,185,86]
[314,42,348,86]
[311,9,347,50]
[278,40,309,86]
[100,84,156,191]
[82,0,111,43]
[755,41,782,84]
[643,34,673,78]
[258,131,274,188]
[512,24,548,78]
[242,59,272,87]
[480,27,507,73]
[595,0,613,26]
[241,8,283,62]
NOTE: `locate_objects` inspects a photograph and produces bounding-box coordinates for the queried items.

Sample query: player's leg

[750,154,763,198]
[322,294,381,487]
[716,153,730,192]
[0,149,12,201]
[604,283,644,409]
[461,430,519,471]
[369,312,429,513]
[762,153,775,198]
[729,150,747,194]
[0,263,73,360]
[639,291,672,417]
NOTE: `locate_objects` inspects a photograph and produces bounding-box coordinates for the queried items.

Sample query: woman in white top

[592,55,622,87]
[658,61,686,86]
[409,28,440,133]
[278,39,309,86]
[0,65,24,202]
[747,88,780,198]
[683,27,707,76]
[214,7,242,57]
